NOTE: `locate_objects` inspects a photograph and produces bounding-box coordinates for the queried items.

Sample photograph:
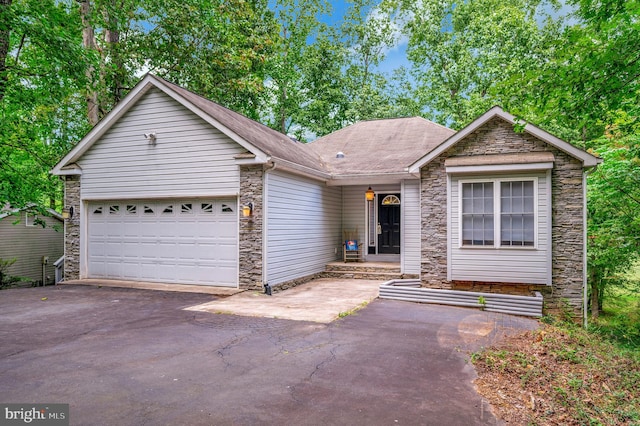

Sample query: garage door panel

[88,199,238,287]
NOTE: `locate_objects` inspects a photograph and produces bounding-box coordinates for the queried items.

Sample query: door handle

[377,223,382,234]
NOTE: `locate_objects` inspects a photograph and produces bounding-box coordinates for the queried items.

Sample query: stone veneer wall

[64,175,81,281]
[420,117,585,313]
[238,165,264,290]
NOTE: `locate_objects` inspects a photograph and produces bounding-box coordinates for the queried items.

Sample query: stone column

[420,157,450,288]
[64,175,81,281]
[238,165,264,290]
[549,151,585,315]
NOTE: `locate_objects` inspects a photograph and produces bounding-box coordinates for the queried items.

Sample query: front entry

[378,194,401,254]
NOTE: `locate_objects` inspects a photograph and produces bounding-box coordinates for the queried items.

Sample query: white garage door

[87,199,238,287]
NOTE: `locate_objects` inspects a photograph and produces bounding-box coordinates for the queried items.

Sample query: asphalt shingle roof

[308,117,456,175]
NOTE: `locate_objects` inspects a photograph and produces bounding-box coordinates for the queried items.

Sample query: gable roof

[309,117,455,176]
[52,74,325,176]
[408,106,602,173]
[0,205,63,222]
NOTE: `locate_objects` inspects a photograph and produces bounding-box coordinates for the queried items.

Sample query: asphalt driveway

[0,285,537,425]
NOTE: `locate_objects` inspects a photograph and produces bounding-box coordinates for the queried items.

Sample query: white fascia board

[51,76,158,175]
[234,157,268,166]
[269,157,331,182]
[80,192,240,201]
[445,162,554,174]
[55,164,83,176]
[408,106,601,172]
[521,121,601,167]
[326,172,417,187]
[150,77,270,163]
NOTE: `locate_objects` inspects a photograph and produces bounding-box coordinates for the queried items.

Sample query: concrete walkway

[186,278,382,323]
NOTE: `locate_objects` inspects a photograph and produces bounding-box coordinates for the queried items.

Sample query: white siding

[449,172,550,284]
[78,88,244,199]
[402,180,421,275]
[0,212,64,283]
[265,170,342,285]
[341,186,368,245]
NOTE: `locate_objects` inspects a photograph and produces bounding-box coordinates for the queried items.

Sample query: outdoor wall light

[62,206,74,219]
[144,132,157,145]
[242,203,253,217]
[365,187,375,201]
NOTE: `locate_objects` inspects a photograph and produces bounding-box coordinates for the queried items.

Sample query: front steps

[322,261,418,281]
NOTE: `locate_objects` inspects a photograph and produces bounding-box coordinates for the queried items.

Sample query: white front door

[87,199,238,287]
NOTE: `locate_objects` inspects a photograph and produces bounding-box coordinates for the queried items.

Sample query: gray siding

[78,88,244,199]
[449,172,551,284]
[402,180,421,275]
[265,170,342,285]
[0,212,64,283]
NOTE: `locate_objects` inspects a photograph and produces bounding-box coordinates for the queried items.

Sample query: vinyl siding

[341,186,368,245]
[449,172,550,284]
[78,88,244,199]
[265,170,342,285]
[0,212,64,283]
[402,180,421,275]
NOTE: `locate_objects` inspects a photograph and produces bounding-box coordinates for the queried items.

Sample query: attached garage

[87,199,238,287]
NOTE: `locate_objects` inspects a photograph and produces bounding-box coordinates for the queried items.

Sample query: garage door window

[93,207,103,215]
[221,203,234,213]
[181,203,193,214]
[109,205,120,215]
[162,205,173,214]
[144,205,154,214]
[126,205,137,215]
[201,203,214,213]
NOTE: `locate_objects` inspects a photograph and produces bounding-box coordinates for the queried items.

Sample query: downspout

[263,160,277,293]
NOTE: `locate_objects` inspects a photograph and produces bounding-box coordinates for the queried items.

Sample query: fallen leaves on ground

[473,323,640,425]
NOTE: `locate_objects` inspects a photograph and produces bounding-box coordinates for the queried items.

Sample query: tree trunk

[79,0,100,126]
[590,277,600,319]
[0,0,13,103]
[104,2,123,103]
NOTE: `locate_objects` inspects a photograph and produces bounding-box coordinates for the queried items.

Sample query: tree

[0,0,89,209]
[341,0,404,122]
[515,0,640,317]
[395,0,560,128]
[587,132,640,318]
[263,0,332,135]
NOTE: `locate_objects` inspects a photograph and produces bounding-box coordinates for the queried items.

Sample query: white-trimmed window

[460,178,537,248]
[25,213,38,227]
[461,182,494,246]
[500,181,535,246]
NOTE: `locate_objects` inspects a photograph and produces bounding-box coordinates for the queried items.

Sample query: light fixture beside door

[365,187,375,201]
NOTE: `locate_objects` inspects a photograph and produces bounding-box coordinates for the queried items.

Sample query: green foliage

[1,0,89,209]
[587,133,640,315]
[395,0,560,128]
[0,257,19,288]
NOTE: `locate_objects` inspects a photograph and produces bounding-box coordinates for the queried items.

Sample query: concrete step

[325,262,402,274]
[321,270,418,281]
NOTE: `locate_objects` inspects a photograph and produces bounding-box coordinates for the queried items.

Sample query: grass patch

[472,289,640,425]
[338,301,370,318]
